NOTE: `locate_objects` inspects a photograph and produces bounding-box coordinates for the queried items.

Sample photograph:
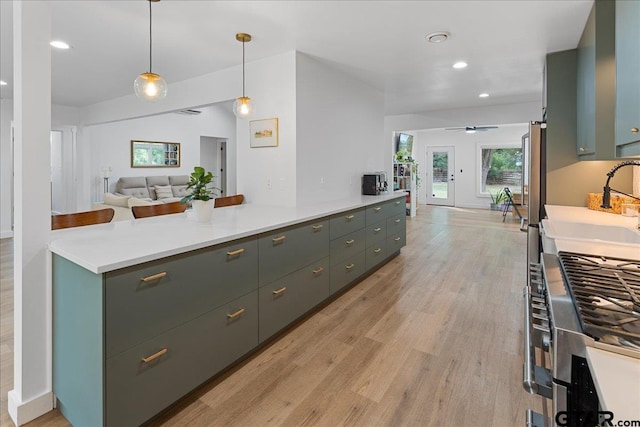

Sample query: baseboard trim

[8,389,54,426]
[1,230,14,239]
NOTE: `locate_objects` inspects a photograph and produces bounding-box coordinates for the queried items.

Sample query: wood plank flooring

[0,206,545,427]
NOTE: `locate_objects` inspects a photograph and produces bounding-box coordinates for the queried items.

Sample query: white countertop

[544,205,640,418]
[586,347,640,422]
[50,194,404,274]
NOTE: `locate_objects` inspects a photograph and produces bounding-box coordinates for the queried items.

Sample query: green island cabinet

[53,197,406,426]
[615,0,640,157]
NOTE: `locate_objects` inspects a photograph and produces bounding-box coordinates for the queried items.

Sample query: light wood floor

[0,206,544,427]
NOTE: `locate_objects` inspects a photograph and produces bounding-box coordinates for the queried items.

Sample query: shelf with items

[393,162,417,217]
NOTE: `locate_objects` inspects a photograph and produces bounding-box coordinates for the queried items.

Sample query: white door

[426,146,455,206]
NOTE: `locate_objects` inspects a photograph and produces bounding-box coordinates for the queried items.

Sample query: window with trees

[478,145,523,195]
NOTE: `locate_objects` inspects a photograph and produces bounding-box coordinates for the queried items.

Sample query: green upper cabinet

[576,0,616,160]
[615,0,640,157]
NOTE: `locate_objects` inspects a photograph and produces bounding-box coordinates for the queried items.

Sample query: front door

[426,146,455,206]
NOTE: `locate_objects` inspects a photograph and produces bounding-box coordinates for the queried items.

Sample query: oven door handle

[523,285,552,398]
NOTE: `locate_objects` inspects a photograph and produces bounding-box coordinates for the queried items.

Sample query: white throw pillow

[127,197,160,208]
[155,185,174,200]
[104,192,130,208]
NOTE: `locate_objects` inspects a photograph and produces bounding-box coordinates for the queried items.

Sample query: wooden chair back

[214,194,245,208]
[52,208,115,230]
[131,201,187,219]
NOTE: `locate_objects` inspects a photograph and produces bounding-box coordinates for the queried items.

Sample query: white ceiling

[0,0,593,115]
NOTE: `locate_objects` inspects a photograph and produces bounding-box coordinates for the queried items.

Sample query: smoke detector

[426,31,450,43]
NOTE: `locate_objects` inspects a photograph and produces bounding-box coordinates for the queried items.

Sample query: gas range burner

[558,252,640,351]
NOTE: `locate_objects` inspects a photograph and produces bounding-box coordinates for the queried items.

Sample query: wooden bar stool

[214,194,244,208]
[52,208,115,230]
[131,201,187,219]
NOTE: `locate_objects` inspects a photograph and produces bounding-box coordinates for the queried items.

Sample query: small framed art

[250,118,279,148]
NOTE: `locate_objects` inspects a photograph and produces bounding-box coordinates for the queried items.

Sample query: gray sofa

[91,175,190,221]
[115,175,190,201]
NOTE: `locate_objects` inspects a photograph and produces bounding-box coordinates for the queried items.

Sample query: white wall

[1,99,13,237]
[295,53,385,205]
[416,123,529,209]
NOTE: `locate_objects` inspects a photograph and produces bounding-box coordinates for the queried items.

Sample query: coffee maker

[362,173,388,195]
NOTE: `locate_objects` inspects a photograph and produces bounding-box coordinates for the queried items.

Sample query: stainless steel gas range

[523,251,640,427]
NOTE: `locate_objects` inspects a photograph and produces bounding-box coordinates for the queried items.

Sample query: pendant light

[233,33,255,118]
[134,0,167,102]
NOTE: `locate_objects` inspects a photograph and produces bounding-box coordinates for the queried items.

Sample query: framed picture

[131,140,181,168]
[250,118,279,148]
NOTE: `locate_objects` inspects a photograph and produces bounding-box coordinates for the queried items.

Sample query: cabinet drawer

[387,197,406,218]
[330,208,365,240]
[330,228,366,264]
[387,213,406,235]
[365,202,387,225]
[365,220,387,247]
[105,291,258,427]
[387,234,406,255]
[105,237,257,358]
[330,251,366,295]
[259,220,329,286]
[365,243,387,271]
[258,258,329,343]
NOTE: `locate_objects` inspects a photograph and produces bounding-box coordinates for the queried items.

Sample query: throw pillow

[104,192,130,208]
[127,197,160,208]
[155,185,174,200]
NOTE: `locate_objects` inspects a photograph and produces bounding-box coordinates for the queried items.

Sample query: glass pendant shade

[233,96,255,118]
[134,72,168,102]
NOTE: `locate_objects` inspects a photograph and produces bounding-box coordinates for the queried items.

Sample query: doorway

[200,136,228,196]
[426,146,455,206]
[50,126,76,214]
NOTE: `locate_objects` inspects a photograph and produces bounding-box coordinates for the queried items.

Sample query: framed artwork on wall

[131,140,180,167]
[250,118,279,148]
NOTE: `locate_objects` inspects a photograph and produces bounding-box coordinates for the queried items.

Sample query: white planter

[192,199,213,222]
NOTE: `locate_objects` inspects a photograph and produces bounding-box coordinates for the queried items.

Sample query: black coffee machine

[362,173,387,195]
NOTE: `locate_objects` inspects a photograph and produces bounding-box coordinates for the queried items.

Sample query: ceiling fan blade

[444,127,466,131]
[476,126,499,130]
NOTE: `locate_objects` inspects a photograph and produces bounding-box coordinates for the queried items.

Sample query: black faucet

[600,160,640,209]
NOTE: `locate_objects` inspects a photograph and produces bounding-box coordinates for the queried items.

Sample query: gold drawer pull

[394,237,401,241]
[374,207,382,212]
[345,263,355,270]
[632,127,639,134]
[141,348,168,363]
[395,201,401,206]
[227,308,245,319]
[226,248,245,256]
[345,239,355,245]
[394,219,401,223]
[141,272,167,282]
[272,236,286,244]
[312,267,324,275]
[374,248,382,254]
[312,224,323,231]
[374,227,382,232]
[345,214,355,220]
[273,286,287,295]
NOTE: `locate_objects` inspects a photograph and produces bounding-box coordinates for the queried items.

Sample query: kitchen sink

[541,219,640,245]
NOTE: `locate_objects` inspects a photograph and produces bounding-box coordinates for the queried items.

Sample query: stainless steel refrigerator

[523,121,546,267]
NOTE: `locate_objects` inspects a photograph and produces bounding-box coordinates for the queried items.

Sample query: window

[478,145,523,195]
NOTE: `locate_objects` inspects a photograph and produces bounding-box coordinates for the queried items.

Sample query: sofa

[91,175,190,221]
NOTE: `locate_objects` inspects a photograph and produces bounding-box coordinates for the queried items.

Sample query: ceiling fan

[444,126,499,134]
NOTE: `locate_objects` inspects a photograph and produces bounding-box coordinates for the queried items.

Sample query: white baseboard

[8,389,54,426]
[1,230,14,239]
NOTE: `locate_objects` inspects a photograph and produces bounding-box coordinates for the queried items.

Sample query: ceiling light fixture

[479,93,489,98]
[453,61,468,69]
[0,80,7,86]
[426,31,450,43]
[134,0,167,102]
[50,40,70,50]
[233,33,255,118]
[465,129,476,134]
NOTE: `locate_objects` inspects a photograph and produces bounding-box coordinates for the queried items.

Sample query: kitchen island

[542,205,640,423]
[50,194,407,427]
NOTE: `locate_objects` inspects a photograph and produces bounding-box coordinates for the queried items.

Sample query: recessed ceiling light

[479,93,490,98]
[453,61,468,69]
[0,80,7,86]
[426,31,450,43]
[50,40,70,49]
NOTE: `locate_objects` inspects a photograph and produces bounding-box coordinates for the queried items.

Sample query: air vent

[174,109,202,115]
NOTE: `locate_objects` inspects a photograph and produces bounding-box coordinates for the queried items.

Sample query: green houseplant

[181,166,220,221]
[489,188,506,211]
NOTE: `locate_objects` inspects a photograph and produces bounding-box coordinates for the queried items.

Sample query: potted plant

[489,188,506,211]
[180,166,220,222]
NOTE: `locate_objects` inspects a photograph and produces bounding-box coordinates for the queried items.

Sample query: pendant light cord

[242,39,245,97]
[149,0,153,73]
